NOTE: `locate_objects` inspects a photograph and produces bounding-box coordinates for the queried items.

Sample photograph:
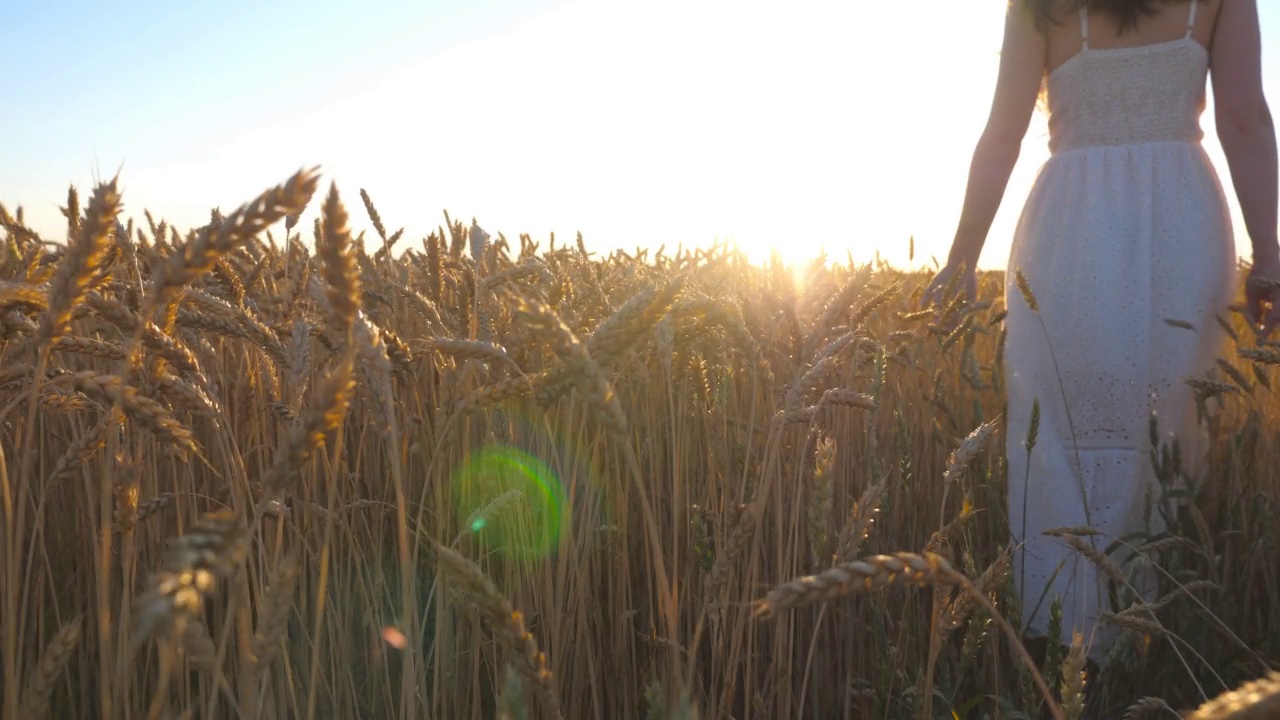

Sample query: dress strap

[1186,0,1198,38]
[1079,5,1090,50]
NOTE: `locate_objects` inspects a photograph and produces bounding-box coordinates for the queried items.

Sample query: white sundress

[1003,1,1236,661]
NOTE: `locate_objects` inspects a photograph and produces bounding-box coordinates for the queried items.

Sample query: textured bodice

[1046,38,1209,154]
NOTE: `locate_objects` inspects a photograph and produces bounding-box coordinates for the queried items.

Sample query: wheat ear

[756,551,1066,720]
[55,372,198,456]
[1060,631,1087,720]
[808,437,836,568]
[835,477,886,564]
[132,511,248,649]
[704,503,757,625]
[249,554,301,670]
[944,418,999,485]
[431,541,563,720]
[755,552,959,615]
[512,294,628,437]
[317,182,360,339]
[261,352,355,499]
[0,282,48,314]
[150,167,319,311]
[40,178,122,343]
[18,615,83,719]
[1186,671,1280,720]
[1122,696,1177,719]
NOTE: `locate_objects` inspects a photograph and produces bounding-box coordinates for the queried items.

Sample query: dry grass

[1,170,1278,719]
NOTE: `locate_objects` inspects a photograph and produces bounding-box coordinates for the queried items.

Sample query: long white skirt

[1003,140,1236,661]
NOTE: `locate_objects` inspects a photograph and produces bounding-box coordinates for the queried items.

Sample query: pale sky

[4,0,1279,270]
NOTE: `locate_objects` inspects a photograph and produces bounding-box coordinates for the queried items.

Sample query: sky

[3,0,1280,271]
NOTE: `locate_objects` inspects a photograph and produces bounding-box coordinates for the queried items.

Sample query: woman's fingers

[921,268,978,312]
[924,268,954,308]
[1246,273,1277,334]
[921,278,941,310]
[1246,274,1266,328]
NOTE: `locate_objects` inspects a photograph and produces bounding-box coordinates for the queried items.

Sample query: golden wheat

[3,177,1275,720]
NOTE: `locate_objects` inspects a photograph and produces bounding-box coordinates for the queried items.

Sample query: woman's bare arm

[944,4,1046,270]
[1211,0,1279,266]
[1211,0,1280,331]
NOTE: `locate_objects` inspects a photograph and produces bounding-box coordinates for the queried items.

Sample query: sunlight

[273,0,1039,269]
[10,0,1250,271]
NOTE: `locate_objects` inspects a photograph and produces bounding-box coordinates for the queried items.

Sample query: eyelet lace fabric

[1047,39,1209,153]
[1002,23,1236,662]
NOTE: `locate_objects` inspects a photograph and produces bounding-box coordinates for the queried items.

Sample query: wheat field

[1,167,1277,719]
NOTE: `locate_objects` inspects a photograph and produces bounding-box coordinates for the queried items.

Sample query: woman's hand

[920,260,977,312]
[1246,252,1280,338]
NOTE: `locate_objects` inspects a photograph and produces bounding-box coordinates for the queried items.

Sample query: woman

[922,0,1280,662]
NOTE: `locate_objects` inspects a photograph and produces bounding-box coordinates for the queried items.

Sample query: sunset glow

[3,0,1276,269]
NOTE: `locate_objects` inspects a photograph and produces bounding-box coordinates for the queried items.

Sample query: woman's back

[1042,1,1215,153]
[1041,0,1217,73]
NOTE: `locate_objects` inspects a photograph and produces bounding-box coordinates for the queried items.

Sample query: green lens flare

[451,446,567,560]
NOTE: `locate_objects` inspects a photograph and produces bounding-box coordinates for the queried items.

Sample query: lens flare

[382,626,408,651]
[451,445,567,560]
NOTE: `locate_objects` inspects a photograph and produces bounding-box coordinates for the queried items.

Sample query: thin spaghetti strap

[1186,0,1198,38]
[1079,5,1089,50]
